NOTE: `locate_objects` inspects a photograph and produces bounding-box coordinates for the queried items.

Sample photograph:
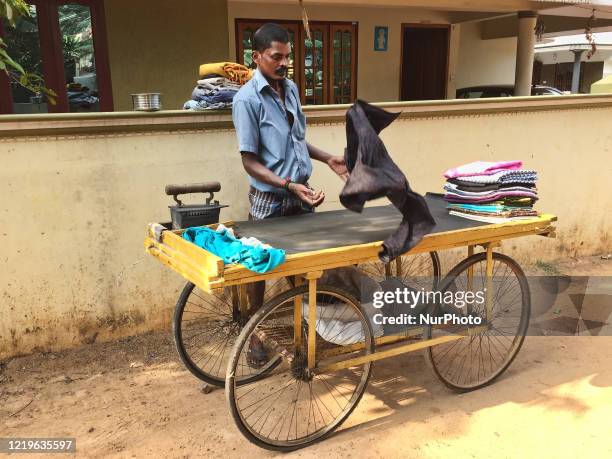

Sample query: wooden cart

[144,195,556,451]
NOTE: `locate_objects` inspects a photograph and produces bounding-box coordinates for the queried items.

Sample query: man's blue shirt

[232,69,312,194]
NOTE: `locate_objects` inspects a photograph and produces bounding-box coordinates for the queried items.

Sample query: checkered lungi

[248,186,314,220]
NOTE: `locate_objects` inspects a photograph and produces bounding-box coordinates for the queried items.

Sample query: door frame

[399,23,450,101]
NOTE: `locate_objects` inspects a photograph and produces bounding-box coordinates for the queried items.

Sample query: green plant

[1,0,57,104]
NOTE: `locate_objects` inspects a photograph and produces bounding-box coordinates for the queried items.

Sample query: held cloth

[340,100,436,263]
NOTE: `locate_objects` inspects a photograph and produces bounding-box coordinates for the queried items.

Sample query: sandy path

[1,256,611,458]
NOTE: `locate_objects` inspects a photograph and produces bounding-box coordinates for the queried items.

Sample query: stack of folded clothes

[442,160,540,223]
[183,62,253,111]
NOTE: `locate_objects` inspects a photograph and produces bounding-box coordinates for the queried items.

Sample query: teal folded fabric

[182,227,285,273]
[447,203,532,212]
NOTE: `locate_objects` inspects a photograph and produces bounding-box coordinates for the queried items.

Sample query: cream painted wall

[2,103,611,359]
[604,58,612,77]
[456,21,517,90]
[227,1,459,101]
[104,0,230,111]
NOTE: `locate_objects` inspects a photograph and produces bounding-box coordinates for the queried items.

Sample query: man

[232,22,347,220]
[232,23,347,366]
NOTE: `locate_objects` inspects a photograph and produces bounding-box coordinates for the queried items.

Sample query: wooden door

[400,25,449,101]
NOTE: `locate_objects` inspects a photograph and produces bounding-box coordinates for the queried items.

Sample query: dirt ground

[1,255,611,458]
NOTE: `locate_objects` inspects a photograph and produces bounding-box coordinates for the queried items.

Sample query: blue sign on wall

[374,26,388,51]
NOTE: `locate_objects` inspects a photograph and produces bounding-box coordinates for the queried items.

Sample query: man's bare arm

[306,143,349,181]
[241,152,285,188]
[306,142,332,163]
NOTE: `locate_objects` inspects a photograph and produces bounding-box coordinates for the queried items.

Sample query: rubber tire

[226,284,374,451]
[424,252,531,392]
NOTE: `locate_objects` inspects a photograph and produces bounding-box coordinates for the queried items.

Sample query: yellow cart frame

[145,213,556,370]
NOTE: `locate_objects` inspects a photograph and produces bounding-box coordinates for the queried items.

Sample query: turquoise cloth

[182,226,285,273]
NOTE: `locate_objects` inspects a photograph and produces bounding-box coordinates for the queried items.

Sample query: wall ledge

[1,93,612,138]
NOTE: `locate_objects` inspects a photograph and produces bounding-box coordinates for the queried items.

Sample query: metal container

[131,93,162,111]
[169,203,227,230]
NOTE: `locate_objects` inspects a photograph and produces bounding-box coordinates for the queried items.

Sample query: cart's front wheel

[226,284,374,451]
[424,252,530,392]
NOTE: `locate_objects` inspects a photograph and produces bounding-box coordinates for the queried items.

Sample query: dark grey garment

[447,178,536,192]
[340,100,436,262]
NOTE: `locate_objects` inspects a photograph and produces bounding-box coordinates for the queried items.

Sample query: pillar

[571,49,585,94]
[514,11,538,97]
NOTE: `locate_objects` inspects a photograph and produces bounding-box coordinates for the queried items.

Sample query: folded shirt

[444,190,539,203]
[443,160,523,179]
[446,199,536,211]
[447,181,536,192]
[448,210,538,224]
[444,183,537,196]
[449,207,539,218]
[448,170,538,185]
[447,202,533,212]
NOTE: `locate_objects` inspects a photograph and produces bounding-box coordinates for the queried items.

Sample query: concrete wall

[227,1,459,100]
[455,21,517,90]
[104,0,230,111]
[1,99,611,359]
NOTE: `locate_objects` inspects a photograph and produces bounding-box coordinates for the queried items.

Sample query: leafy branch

[1,0,57,104]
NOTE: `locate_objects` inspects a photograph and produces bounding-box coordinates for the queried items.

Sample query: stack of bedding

[183,62,252,111]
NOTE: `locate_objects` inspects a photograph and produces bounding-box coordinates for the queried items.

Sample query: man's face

[253,41,291,80]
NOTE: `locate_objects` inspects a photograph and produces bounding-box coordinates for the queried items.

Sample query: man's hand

[327,155,349,181]
[288,183,325,208]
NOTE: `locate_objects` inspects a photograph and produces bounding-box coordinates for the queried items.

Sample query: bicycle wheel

[226,284,374,451]
[173,277,291,386]
[359,251,441,290]
[424,252,530,392]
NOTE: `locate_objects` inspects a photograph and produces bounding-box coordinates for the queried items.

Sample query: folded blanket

[191,88,237,104]
[183,100,232,110]
[198,62,253,84]
[196,77,242,90]
[444,160,522,179]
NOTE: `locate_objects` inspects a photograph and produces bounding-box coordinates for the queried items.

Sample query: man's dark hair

[253,23,290,52]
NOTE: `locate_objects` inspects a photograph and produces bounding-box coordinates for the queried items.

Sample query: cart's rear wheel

[424,252,530,392]
[226,285,374,451]
[359,251,441,290]
[173,278,291,386]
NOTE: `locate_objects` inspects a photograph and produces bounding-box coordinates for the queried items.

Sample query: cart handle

[165,182,221,206]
